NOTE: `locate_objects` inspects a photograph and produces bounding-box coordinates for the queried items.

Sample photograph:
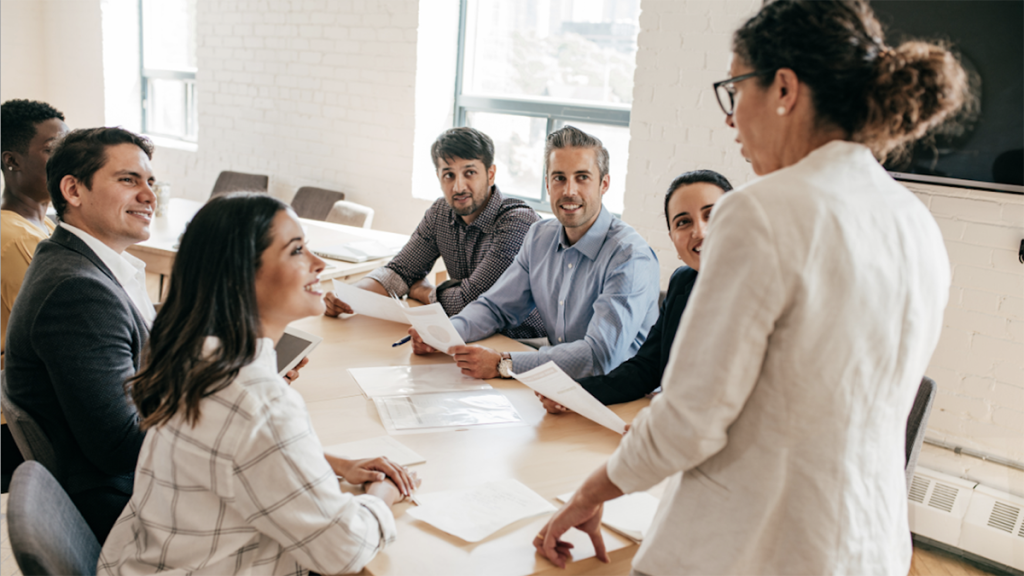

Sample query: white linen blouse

[608,141,949,575]
[98,337,396,576]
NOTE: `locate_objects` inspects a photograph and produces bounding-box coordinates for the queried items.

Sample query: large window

[455,0,641,214]
[140,0,198,142]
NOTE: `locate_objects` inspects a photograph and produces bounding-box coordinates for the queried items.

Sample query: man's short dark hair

[1,99,65,155]
[543,125,610,180]
[47,127,154,220]
[430,127,495,169]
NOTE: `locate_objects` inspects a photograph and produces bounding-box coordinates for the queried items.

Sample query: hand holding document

[402,303,465,353]
[513,361,628,434]
[331,279,409,324]
[557,491,660,542]
[408,479,556,542]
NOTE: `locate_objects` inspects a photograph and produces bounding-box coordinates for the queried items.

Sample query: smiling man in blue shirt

[411,125,660,380]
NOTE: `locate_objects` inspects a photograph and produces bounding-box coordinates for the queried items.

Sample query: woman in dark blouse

[538,170,733,412]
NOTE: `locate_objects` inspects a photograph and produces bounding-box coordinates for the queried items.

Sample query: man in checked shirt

[323,127,546,338]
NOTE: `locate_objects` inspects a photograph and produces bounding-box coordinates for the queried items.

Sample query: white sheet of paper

[402,302,466,353]
[348,364,492,399]
[408,479,557,542]
[323,436,426,466]
[557,491,660,542]
[373,390,521,431]
[513,361,627,434]
[331,279,409,324]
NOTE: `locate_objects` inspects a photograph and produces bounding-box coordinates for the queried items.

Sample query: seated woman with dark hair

[538,170,732,412]
[98,194,418,576]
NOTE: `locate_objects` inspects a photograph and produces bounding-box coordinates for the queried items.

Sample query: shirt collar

[447,185,504,232]
[203,336,281,376]
[59,222,147,285]
[558,206,612,261]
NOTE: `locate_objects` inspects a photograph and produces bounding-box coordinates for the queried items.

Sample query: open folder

[331,279,465,353]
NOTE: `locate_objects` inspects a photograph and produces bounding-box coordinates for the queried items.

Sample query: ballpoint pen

[392,335,411,347]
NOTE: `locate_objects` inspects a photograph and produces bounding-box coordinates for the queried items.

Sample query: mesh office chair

[905,376,937,492]
[209,170,269,199]
[8,461,101,576]
[291,186,346,221]
[0,371,62,482]
[325,200,375,229]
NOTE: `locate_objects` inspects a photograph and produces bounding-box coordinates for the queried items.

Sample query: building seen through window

[457,0,641,214]
[141,0,197,142]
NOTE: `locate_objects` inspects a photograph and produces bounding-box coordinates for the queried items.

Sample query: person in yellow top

[1,99,68,352]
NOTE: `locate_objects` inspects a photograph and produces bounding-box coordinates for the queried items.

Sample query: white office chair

[325,200,374,229]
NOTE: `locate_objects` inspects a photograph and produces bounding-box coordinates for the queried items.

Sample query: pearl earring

[776,106,786,116]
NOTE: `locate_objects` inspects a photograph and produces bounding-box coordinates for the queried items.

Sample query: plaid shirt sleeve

[231,388,397,575]
[435,205,539,314]
[366,201,442,296]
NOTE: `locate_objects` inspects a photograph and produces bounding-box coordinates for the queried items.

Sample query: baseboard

[913,533,1023,575]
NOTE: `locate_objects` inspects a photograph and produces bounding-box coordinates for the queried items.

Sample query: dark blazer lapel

[49,226,121,285]
[48,225,150,339]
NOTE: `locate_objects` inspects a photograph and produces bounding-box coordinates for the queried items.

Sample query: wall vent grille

[929,483,959,513]
[986,501,1019,533]
[909,476,929,504]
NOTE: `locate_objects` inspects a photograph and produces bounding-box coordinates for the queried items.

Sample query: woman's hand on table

[323,291,354,317]
[326,454,418,498]
[535,392,570,414]
[283,357,309,385]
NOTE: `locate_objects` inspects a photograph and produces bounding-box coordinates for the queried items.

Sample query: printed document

[374,390,521,431]
[408,479,557,542]
[513,361,628,434]
[349,364,491,399]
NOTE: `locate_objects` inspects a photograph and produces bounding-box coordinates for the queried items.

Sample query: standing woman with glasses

[534,1,968,574]
[98,194,418,576]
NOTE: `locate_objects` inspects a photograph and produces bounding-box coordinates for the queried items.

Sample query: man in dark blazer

[4,127,157,542]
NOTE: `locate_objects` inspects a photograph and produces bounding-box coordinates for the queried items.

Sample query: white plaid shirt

[98,337,396,576]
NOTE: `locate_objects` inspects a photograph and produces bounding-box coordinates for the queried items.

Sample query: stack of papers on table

[349,364,523,434]
[556,491,660,542]
[331,279,465,353]
[409,479,556,542]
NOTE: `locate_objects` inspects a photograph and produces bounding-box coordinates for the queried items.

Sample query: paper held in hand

[331,279,408,324]
[407,479,556,543]
[512,361,628,434]
[330,279,466,354]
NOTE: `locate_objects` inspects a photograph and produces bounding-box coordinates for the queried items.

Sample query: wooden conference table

[128,198,411,281]
[286,306,652,576]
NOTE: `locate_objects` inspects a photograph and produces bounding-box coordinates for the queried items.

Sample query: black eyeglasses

[712,69,776,116]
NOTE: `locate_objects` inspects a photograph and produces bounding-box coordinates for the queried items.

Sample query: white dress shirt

[60,222,156,325]
[608,141,949,575]
[98,337,396,576]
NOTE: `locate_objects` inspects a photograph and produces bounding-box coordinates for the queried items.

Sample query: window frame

[139,0,198,143]
[453,0,632,213]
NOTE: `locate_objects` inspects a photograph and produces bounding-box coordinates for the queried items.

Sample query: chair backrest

[325,200,375,229]
[291,186,346,221]
[905,376,937,491]
[209,170,269,199]
[8,461,101,576]
[0,371,62,481]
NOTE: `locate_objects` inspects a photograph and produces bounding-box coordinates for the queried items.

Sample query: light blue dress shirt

[451,207,660,378]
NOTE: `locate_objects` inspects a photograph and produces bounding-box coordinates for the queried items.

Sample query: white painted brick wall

[151,0,432,234]
[625,0,1024,493]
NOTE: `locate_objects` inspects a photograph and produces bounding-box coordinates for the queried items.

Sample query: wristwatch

[497,351,513,379]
